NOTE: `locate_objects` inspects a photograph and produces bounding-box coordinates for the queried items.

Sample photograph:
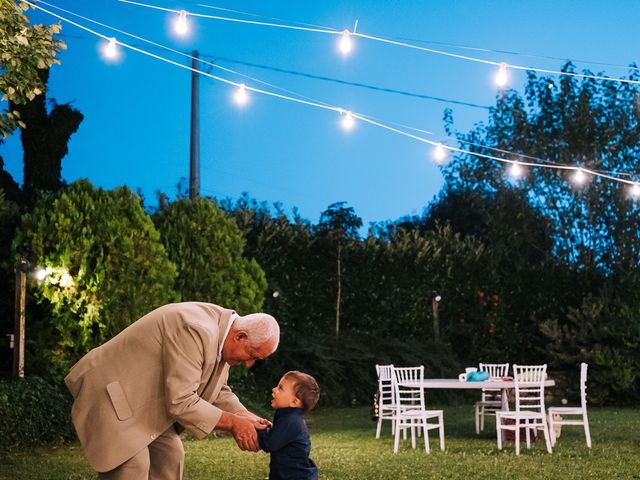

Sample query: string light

[117,0,640,87]
[104,37,118,58]
[234,83,249,105]
[341,110,354,130]
[174,10,188,35]
[509,161,522,177]
[573,168,586,184]
[433,143,448,163]
[495,62,508,88]
[25,0,640,195]
[35,269,47,281]
[339,29,352,55]
[631,183,640,198]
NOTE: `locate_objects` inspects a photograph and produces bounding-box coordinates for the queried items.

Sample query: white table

[400,379,556,411]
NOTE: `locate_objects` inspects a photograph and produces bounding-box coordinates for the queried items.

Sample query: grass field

[1,404,639,479]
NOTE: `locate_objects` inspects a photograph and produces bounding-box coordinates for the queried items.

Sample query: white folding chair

[391,366,445,454]
[548,362,591,448]
[496,364,552,455]
[375,364,396,438]
[474,362,510,434]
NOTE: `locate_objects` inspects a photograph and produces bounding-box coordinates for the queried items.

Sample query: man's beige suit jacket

[65,302,245,472]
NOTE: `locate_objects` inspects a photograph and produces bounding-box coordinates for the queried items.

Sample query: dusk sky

[2,0,639,227]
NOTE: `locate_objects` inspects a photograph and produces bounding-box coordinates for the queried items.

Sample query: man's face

[222,330,276,367]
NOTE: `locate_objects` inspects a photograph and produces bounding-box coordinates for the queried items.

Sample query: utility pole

[189,50,200,199]
[13,259,27,380]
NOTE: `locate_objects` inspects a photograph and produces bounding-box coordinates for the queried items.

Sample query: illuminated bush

[13,180,177,377]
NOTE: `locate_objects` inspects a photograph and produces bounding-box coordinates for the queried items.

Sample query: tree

[153,197,267,314]
[316,202,362,336]
[1,0,65,139]
[10,67,83,199]
[12,180,177,377]
[442,63,640,272]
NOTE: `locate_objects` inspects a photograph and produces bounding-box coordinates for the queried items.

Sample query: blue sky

[2,0,639,227]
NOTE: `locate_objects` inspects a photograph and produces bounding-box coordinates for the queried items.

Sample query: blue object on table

[467,370,489,381]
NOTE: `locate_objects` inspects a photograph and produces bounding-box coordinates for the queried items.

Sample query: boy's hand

[255,417,272,429]
[236,409,272,429]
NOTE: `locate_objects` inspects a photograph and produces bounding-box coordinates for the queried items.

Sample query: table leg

[500,388,509,444]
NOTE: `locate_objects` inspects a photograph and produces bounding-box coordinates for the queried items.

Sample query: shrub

[0,377,75,448]
[12,180,177,377]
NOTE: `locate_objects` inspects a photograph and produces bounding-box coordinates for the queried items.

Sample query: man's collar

[219,312,238,358]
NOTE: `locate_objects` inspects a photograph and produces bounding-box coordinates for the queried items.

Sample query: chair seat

[475,400,502,407]
[498,410,545,420]
[548,406,583,415]
[394,408,443,420]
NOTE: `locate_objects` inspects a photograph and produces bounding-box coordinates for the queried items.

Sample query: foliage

[153,197,266,314]
[12,180,177,377]
[0,377,75,447]
[0,0,65,139]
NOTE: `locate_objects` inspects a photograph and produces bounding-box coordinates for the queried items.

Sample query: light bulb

[632,183,640,197]
[175,10,189,35]
[35,269,47,281]
[495,62,508,88]
[105,37,117,58]
[234,84,249,106]
[341,110,354,130]
[339,29,352,55]
[509,161,522,177]
[573,168,586,184]
[433,143,448,163]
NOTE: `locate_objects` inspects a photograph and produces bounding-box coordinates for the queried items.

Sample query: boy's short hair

[283,371,320,412]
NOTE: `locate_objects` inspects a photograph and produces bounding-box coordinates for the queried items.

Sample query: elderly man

[64,302,280,479]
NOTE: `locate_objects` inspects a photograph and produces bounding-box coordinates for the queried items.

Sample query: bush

[153,197,266,314]
[0,377,75,448]
[12,180,178,377]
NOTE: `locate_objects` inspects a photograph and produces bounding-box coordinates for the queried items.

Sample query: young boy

[258,371,320,480]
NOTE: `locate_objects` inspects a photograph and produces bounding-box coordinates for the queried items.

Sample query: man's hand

[218,412,260,451]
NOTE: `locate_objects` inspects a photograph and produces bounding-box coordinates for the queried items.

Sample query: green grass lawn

[1,404,639,479]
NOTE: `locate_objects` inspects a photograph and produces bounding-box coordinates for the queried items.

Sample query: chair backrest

[479,363,510,378]
[580,362,588,410]
[376,364,395,407]
[392,366,425,412]
[513,364,547,413]
[479,363,510,400]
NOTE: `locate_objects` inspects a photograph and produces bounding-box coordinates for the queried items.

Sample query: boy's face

[271,376,302,409]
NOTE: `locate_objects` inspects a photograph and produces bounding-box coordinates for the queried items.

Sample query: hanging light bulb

[175,10,189,35]
[341,110,354,130]
[573,168,586,184]
[339,29,352,55]
[104,37,118,59]
[509,161,522,177]
[433,143,448,163]
[234,84,249,106]
[495,62,508,88]
[631,182,640,198]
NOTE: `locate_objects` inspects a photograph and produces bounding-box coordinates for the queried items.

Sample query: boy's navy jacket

[257,407,318,480]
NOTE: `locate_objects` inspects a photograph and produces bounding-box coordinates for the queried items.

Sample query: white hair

[235,313,280,351]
